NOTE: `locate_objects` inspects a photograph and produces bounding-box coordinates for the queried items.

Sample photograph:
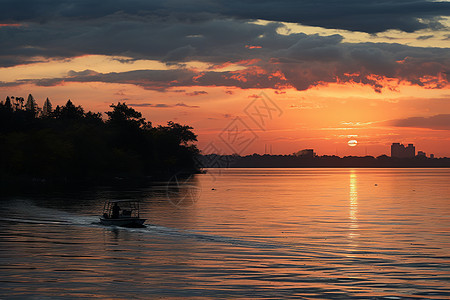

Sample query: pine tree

[42,97,52,116]
[4,96,12,110]
[25,94,40,117]
[25,94,37,111]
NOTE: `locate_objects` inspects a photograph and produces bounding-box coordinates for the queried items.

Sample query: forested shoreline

[0,94,200,186]
[199,154,450,168]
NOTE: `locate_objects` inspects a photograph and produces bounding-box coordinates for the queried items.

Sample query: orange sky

[2,78,448,157]
[1,13,449,157]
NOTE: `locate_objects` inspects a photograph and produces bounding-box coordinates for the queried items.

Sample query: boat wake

[1,199,283,251]
[0,200,359,258]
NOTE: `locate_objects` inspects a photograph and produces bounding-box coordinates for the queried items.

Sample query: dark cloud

[417,35,434,40]
[0,17,276,66]
[219,0,450,33]
[6,34,450,93]
[163,45,196,62]
[0,6,448,92]
[0,80,24,88]
[1,0,449,33]
[21,68,289,91]
[174,102,200,108]
[185,91,208,96]
[274,41,449,92]
[389,114,450,130]
[128,102,199,108]
[67,69,99,77]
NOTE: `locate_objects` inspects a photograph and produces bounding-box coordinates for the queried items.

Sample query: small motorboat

[100,200,146,227]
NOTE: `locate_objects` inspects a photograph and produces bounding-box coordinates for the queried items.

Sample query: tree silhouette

[42,98,52,116]
[0,96,200,184]
[25,94,38,111]
[4,96,12,110]
[106,102,148,129]
[53,100,84,120]
[165,121,197,145]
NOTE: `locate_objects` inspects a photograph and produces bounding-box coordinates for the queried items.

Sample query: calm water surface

[1,168,449,299]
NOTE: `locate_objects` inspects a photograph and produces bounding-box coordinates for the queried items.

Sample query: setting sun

[348,140,358,147]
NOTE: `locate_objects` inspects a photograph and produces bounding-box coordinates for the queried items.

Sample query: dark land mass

[0,95,199,189]
[199,154,450,168]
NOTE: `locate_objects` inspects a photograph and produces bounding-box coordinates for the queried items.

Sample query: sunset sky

[1,0,449,157]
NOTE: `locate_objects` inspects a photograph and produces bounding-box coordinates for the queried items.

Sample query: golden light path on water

[348,170,359,249]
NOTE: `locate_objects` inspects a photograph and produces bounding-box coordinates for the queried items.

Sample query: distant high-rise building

[391,143,415,158]
[391,143,401,157]
[406,144,415,158]
[417,151,426,157]
[295,149,315,158]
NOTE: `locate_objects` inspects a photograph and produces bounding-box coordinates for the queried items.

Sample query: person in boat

[112,203,120,219]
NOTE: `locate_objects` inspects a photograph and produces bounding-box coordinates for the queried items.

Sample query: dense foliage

[0,95,199,183]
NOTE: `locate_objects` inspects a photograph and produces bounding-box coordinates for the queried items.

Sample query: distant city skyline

[206,143,446,159]
[209,141,445,158]
[249,140,447,158]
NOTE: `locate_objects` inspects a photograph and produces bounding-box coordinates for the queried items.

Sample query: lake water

[1,168,449,299]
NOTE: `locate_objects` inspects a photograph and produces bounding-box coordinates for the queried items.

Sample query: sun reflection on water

[348,170,359,244]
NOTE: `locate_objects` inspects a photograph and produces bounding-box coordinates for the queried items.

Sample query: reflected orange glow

[348,171,359,244]
[2,168,450,298]
[349,171,358,224]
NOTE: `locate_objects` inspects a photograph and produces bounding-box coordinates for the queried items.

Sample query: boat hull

[99,217,146,227]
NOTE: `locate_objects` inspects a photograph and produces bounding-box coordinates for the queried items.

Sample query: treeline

[0,94,199,184]
[199,154,450,168]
